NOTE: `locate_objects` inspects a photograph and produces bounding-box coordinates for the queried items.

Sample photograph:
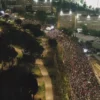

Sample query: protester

[46,29,100,100]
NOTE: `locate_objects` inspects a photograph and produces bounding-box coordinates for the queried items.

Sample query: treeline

[82,25,100,37]
[0,19,44,64]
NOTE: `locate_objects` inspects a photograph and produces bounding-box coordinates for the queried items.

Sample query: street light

[76,13,81,19]
[60,10,64,16]
[87,15,91,20]
[69,10,72,15]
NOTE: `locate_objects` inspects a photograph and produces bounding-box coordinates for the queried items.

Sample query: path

[35,37,54,100]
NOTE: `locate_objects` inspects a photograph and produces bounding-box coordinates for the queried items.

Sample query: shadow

[0,67,38,100]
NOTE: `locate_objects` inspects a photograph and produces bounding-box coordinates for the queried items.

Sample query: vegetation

[0,34,18,69]
[22,24,45,37]
[0,16,44,100]
[35,11,47,23]
[59,27,73,36]
[81,24,100,37]
[43,38,71,100]
[14,19,22,25]
[52,1,99,14]
[48,38,57,48]
[35,82,45,100]
[0,67,38,100]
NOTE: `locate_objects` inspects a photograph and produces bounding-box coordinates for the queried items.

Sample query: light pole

[73,13,81,37]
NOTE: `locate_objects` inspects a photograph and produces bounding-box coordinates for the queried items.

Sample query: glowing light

[50,0,52,3]
[76,13,81,19]
[45,0,47,3]
[87,15,91,20]
[69,10,72,15]
[46,25,54,31]
[83,48,88,53]
[20,17,25,20]
[60,10,64,16]
[98,15,100,18]
[76,14,79,19]
[34,0,38,3]
[50,25,54,29]
[0,11,4,14]
[46,27,51,31]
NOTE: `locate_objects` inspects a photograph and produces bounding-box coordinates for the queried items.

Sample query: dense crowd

[46,29,100,100]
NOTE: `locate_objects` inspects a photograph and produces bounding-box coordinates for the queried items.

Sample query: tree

[60,28,73,36]
[89,6,92,9]
[0,67,38,100]
[81,24,88,35]
[83,2,87,9]
[35,11,47,23]
[0,35,18,70]
[23,24,44,37]
[14,19,22,25]
[25,5,33,12]
[48,39,57,48]
[3,14,9,21]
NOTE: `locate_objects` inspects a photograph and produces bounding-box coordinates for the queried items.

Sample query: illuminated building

[32,0,52,12]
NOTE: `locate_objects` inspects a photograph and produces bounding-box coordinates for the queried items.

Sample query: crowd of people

[46,29,100,100]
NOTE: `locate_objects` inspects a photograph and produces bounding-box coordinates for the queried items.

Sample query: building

[0,0,23,10]
[58,11,100,30]
[32,0,52,12]
[0,0,33,11]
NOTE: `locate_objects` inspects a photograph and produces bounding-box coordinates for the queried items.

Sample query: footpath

[35,37,54,100]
